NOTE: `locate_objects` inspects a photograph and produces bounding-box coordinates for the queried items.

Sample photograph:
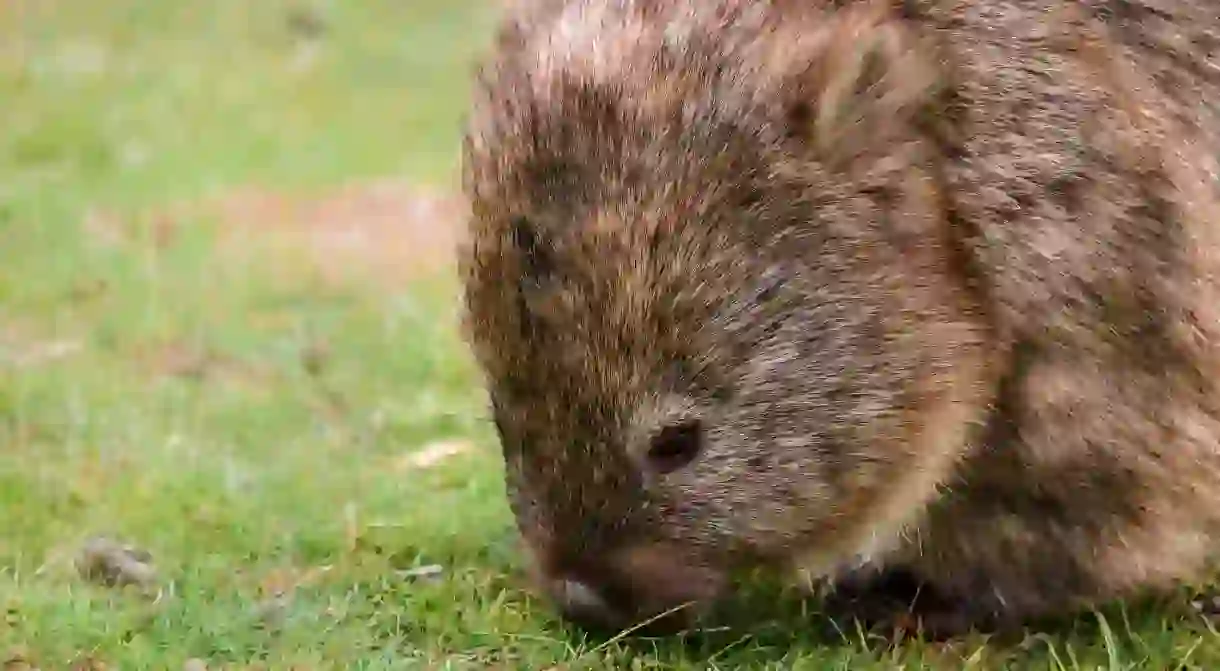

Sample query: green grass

[2,1,1220,668]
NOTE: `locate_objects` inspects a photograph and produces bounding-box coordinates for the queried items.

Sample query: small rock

[399,564,444,581]
[182,658,208,671]
[251,594,292,630]
[75,536,156,588]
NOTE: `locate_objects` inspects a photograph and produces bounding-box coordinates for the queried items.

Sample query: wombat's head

[460,0,995,633]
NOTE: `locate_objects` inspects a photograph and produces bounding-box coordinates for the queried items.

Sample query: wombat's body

[459,0,1220,635]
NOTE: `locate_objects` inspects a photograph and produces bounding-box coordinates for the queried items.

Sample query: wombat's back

[936,0,1220,347]
[893,0,1220,628]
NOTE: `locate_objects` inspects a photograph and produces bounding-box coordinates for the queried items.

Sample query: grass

[2,0,1220,668]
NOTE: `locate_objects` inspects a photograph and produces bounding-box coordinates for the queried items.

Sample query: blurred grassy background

[2,1,1219,668]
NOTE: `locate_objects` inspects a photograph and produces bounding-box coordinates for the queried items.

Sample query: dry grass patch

[207,178,467,288]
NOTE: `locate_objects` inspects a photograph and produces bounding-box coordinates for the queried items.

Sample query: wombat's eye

[508,215,553,282]
[646,420,703,474]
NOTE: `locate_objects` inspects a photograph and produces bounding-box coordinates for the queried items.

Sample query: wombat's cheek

[619,542,728,600]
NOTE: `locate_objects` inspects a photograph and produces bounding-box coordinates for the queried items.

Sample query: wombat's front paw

[821,569,999,641]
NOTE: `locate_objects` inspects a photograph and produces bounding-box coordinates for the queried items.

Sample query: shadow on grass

[538,572,1213,666]
[539,576,907,662]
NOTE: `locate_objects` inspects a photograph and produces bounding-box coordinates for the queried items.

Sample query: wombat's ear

[781,4,945,167]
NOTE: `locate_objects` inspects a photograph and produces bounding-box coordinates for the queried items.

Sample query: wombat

[458,0,1220,637]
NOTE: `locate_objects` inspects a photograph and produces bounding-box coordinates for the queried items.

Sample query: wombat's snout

[536,543,727,635]
[549,577,653,632]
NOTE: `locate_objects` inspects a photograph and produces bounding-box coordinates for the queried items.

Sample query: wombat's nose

[551,576,695,634]
[553,578,623,631]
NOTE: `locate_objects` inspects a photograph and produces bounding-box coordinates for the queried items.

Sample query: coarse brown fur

[458,0,1220,637]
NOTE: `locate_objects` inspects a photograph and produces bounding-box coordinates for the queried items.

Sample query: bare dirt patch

[208,178,468,287]
[132,339,275,391]
[82,177,468,288]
